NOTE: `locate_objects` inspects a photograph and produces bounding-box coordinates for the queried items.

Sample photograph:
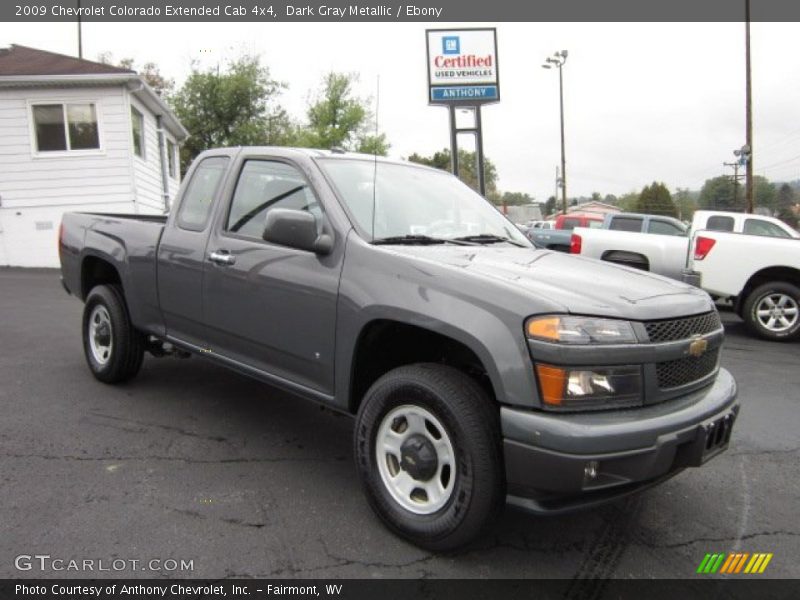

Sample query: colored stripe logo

[697,552,773,574]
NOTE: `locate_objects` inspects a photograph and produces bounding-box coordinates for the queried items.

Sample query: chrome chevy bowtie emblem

[688,335,708,358]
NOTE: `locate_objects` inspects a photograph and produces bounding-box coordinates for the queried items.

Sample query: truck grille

[644,311,722,343]
[656,349,720,389]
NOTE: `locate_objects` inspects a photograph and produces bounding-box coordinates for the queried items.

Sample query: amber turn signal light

[535,364,567,406]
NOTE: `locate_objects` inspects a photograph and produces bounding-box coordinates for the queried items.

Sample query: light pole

[542,50,568,215]
[744,0,754,213]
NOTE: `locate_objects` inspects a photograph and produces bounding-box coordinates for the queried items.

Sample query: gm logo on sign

[442,36,460,54]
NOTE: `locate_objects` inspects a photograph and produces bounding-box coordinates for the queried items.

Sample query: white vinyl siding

[0,83,183,266]
[0,86,133,210]
[129,94,170,213]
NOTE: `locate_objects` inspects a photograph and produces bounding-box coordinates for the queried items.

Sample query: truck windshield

[318,158,530,246]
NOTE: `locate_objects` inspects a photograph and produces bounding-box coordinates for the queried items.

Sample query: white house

[0,44,188,267]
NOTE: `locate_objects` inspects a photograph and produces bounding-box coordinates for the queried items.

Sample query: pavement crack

[0,452,336,464]
[731,447,800,457]
[87,412,229,443]
[632,529,800,550]
[171,508,267,529]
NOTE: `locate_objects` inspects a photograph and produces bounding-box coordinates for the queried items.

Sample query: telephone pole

[744,0,754,212]
[724,161,744,208]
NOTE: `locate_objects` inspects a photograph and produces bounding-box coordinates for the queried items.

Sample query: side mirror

[263,208,332,255]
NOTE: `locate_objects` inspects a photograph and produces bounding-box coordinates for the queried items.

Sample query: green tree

[699,175,739,210]
[408,148,499,201]
[500,191,535,206]
[170,55,289,168]
[97,53,174,97]
[544,196,557,216]
[293,72,388,155]
[699,174,776,212]
[636,182,678,217]
[617,191,640,212]
[673,187,697,220]
[754,176,777,213]
[776,183,798,228]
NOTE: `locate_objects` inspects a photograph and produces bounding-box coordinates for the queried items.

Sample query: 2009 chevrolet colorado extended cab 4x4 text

[59,148,739,550]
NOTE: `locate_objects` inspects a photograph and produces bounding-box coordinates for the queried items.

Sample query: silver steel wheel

[88,305,113,365]
[375,404,456,515]
[755,293,799,332]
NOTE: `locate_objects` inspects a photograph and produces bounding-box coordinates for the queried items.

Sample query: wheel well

[81,256,122,299]
[601,250,650,271]
[737,266,800,312]
[349,320,495,413]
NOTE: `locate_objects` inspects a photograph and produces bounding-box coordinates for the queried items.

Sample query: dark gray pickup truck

[60,147,739,550]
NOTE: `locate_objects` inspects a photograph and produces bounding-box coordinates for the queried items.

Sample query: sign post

[426,28,499,197]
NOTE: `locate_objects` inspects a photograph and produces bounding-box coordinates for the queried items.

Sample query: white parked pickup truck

[683,230,800,341]
[571,210,798,281]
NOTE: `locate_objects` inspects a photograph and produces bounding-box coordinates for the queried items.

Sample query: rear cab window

[706,215,735,232]
[648,219,686,236]
[743,219,791,238]
[609,217,643,232]
[176,156,230,231]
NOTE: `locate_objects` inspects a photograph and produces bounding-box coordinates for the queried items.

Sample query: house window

[131,107,145,158]
[167,139,177,178]
[32,103,99,152]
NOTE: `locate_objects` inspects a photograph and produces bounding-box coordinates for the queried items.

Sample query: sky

[4,21,800,200]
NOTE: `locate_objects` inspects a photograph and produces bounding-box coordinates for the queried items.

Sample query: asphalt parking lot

[1,268,798,580]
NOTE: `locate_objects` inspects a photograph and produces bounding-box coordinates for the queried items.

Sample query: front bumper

[502,368,738,514]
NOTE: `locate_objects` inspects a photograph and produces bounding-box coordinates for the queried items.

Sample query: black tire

[354,363,504,551]
[82,284,145,383]
[742,281,800,342]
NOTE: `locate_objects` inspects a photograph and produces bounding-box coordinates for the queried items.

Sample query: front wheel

[354,364,504,551]
[82,284,145,383]
[742,281,800,341]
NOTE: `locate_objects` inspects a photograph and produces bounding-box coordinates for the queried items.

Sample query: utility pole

[77,0,83,58]
[542,50,568,215]
[554,165,560,215]
[724,160,743,208]
[744,0,754,212]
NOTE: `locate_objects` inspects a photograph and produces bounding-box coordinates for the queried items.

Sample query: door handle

[209,250,236,266]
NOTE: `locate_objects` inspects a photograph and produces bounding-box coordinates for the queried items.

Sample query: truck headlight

[535,364,643,410]
[526,315,637,345]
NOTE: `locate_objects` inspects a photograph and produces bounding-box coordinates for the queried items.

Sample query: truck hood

[385,245,715,320]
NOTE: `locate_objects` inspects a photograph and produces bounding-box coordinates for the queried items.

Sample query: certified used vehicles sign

[426,28,500,103]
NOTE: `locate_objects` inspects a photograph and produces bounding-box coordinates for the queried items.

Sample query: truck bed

[60,212,167,334]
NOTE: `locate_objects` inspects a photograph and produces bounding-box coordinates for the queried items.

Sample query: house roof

[0,44,134,76]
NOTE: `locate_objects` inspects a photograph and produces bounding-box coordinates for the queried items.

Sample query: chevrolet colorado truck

[59,148,739,550]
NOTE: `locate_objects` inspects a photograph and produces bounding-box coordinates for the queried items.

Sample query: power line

[759,152,800,172]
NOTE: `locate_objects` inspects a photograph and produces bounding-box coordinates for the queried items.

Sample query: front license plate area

[695,412,736,465]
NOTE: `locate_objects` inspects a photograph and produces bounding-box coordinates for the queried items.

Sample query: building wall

[0,84,182,267]
[0,85,135,267]
[128,91,181,214]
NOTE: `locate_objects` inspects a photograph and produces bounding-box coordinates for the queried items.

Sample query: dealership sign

[426,28,499,104]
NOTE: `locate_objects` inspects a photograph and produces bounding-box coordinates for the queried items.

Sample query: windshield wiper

[452,234,527,247]
[371,235,475,246]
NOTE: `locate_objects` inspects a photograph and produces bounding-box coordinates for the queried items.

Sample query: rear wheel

[82,284,145,382]
[742,281,800,341]
[354,364,504,551]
